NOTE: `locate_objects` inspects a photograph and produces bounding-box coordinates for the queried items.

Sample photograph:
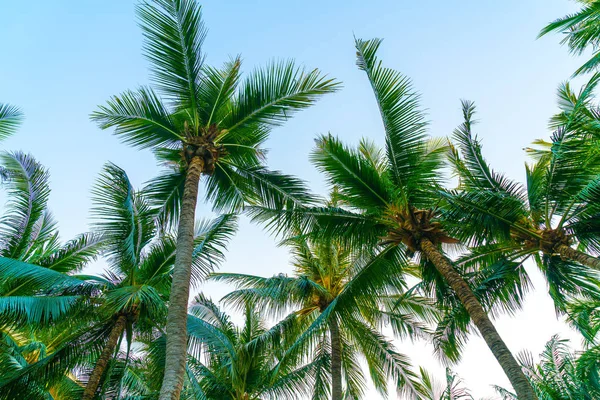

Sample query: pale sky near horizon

[0,0,590,398]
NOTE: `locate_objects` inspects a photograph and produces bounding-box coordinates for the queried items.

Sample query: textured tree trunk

[159,156,203,400]
[82,314,127,400]
[555,244,600,270]
[329,317,343,400]
[420,238,537,400]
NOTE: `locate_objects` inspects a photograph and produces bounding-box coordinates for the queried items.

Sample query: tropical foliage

[3,0,600,399]
[212,228,436,399]
[91,0,338,396]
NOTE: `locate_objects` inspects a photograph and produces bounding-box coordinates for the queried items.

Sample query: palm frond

[91,87,183,150]
[91,163,155,272]
[311,134,391,210]
[137,0,206,115]
[0,152,52,260]
[354,37,434,193]
[0,104,23,141]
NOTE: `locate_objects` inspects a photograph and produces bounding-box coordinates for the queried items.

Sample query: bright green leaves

[138,0,207,116]
[0,103,23,141]
[91,87,183,150]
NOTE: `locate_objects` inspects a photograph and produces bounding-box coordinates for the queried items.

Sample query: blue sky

[0,0,587,397]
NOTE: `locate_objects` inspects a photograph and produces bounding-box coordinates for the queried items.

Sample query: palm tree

[0,103,22,141]
[250,38,537,399]
[418,368,474,400]
[494,336,600,400]
[187,295,320,399]
[81,163,236,399]
[91,1,338,397]
[0,152,103,399]
[442,80,600,310]
[115,295,320,400]
[212,231,433,400]
[539,0,600,76]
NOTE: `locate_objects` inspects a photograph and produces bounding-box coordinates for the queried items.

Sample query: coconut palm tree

[91,1,338,396]
[442,79,600,310]
[0,103,22,141]
[494,336,600,400]
[115,295,320,400]
[81,163,236,399]
[0,152,103,399]
[249,38,537,398]
[539,0,600,76]
[186,294,320,399]
[0,152,103,331]
[212,231,434,400]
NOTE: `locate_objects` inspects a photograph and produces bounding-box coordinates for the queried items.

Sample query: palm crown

[212,229,436,399]
[249,37,538,399]
[91,2,338,397]
[442,76,600,310]
[81,163,237,399]
[91,0,338,220]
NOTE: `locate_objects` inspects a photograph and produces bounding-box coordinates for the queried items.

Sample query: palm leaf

[0,104,23,141]
[137,0,206,116]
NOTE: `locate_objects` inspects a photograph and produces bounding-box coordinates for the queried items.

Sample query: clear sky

[0,0,588,397]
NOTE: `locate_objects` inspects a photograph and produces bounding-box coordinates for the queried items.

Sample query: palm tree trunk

[329,317,343,400]
[82,314,127,400]
[555,244,600,269]
[419,238,537,400]
[159,156,203,400]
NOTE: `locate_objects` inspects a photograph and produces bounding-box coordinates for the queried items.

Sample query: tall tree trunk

[329,317,343,400]
[555,244,600,269]
[419,238,537,400]
[159,156,203,400]
[82,314,127,400]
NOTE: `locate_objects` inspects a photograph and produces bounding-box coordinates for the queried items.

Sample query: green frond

[189,214,238,285]
[137,0,206,115]
[354,37,436,193]
[0,257,89,296]
[311,134,391,210]
[199,57,242,126]
[0,152,52,260]
[143,166,186,230]
[91,163,156,272]
[91,87,183,150]
[37,232,103,274]
[224,59,340,136]
[0,103,23,141]
[539,3,600,75]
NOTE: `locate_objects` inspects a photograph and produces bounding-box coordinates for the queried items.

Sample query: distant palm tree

[186,295,318,399]
[81,163,236,399]
[91,1,338,397]
[494,336,600,399]
[0,103,22,141]
[116,295,319,400]
[213,232,434,400]
[250,38,537,398]
[418,368,474,400]
[539,0,600,76]
[443,78,600,310]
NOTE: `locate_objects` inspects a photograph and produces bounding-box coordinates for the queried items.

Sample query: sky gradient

[0,0,587,397]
